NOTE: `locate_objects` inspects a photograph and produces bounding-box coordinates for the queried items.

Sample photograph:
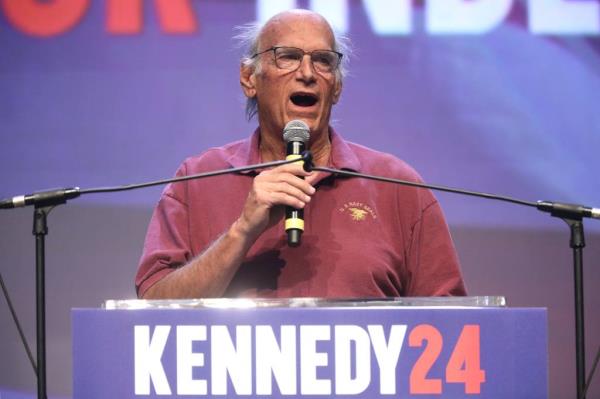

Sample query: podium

[72,297,547,398]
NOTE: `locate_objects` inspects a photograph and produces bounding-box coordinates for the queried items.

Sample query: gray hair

[234,21,351,121]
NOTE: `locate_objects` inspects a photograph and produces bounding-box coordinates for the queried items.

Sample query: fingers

[237,163,315,239]
[271,162,313,180]
[255,170,314,208]
[260,186,311,209]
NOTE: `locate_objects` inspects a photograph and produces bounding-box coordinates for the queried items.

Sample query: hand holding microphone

[236,120,314,246]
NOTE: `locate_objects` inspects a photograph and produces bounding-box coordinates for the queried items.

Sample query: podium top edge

[102,296,506,310]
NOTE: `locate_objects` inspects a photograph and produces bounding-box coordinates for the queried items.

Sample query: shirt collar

[328,127,361,172]
[225,127,362,173]
[225,128,261,174]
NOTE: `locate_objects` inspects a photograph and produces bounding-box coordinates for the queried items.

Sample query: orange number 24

[409,324,486,394]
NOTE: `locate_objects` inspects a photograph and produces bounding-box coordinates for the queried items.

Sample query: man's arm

[405,200,467,296]
[141,162,315,299]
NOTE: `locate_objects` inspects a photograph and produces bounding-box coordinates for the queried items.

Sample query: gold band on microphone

[285,219,304,231]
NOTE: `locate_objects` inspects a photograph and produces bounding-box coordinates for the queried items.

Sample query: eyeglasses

[251,46,343,74]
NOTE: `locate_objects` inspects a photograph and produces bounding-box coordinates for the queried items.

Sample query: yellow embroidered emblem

[349,208,368,221]
[339,202,377,221]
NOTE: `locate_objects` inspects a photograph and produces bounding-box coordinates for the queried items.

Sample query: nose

[296,54,316,82]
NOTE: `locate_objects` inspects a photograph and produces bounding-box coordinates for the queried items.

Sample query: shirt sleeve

[405,199,467,296]
[135,170,192,298]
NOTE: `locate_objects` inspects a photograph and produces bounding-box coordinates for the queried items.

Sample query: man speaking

[135,9,466,299]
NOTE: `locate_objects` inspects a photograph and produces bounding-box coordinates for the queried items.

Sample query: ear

[332,78,342,104]
[240,64,257,99]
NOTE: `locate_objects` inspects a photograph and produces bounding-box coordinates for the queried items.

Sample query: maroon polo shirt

[135,129,466,298]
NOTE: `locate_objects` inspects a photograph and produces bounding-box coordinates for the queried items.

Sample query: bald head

[257,10,336,52]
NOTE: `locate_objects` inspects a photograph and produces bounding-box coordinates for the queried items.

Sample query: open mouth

[290,93,318,107]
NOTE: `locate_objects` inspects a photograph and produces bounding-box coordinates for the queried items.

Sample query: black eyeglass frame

[251,46,344,73]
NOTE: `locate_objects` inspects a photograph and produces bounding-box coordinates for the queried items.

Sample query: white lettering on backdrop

[257,0,600,35]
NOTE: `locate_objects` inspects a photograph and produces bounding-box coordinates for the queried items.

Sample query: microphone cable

[583,344,600,398]
[0,270,37,376]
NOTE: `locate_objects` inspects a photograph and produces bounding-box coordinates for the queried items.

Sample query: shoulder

[345,141,425,183]
[177,138,250,175]
[162,137,251,201]
[341,139,439,212]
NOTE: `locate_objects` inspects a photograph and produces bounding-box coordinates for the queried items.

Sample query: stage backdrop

[0,1,599,398]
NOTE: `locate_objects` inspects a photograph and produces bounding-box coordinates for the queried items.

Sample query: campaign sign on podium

[72,297,547,398]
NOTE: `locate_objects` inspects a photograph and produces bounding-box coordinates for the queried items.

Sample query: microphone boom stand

[564,217,586,399]
[33,205,52,399]
[312,164,597,399]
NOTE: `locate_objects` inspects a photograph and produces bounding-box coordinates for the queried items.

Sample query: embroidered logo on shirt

[349,208,368,221]
[339,202,377,221]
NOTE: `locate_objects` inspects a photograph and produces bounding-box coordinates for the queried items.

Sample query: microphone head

[283,120,310,144]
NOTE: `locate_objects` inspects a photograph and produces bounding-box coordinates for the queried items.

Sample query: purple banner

[73,306,547,398]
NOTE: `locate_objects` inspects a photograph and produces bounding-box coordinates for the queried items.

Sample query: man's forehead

[258,11,335,49]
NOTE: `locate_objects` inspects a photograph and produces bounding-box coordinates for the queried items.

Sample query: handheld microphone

[283,120,310,247]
